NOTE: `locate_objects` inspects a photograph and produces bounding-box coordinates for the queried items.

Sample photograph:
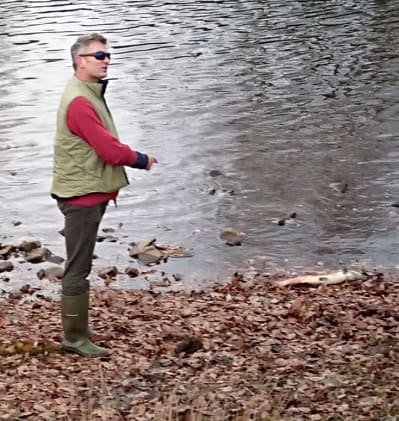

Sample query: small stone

[20,284,35,294]
[0,261,14,273]
[46,255,65,264]
[102,227,115,233]
[25,247,51,263]
[37,266,64,281]
[11,220,22,226]
[172,273,183,282]
[18,238,42,252]
[0,245,15,259]
[125,267,139,278]
[98,266,118,279]
[104,235,118,243]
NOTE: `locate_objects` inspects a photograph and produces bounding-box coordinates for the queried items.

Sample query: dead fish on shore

[275,269,364,288]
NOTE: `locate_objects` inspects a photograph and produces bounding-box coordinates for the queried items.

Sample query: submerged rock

[219,228,246,246]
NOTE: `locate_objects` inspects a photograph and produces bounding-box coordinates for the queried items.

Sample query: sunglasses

[79,51,111,60]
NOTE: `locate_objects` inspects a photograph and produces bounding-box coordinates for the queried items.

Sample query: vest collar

[73,76,109,98]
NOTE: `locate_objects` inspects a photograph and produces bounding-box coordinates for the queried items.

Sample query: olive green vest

[51,76,128,198]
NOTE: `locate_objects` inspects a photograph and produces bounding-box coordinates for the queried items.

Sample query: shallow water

[1,0,398,291]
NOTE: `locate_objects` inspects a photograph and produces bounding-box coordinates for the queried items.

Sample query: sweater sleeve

[66,97,148,169]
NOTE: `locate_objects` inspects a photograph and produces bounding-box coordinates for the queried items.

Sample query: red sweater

[64,97,146,207]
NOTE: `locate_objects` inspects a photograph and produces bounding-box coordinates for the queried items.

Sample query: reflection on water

[0,0,398,289]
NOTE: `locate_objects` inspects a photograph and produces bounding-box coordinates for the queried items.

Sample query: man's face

[76,41,110,82]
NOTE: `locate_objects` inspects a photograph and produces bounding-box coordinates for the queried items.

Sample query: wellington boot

[61,293,109,358]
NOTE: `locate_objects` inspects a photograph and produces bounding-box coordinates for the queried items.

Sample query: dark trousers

[57,201,107,296]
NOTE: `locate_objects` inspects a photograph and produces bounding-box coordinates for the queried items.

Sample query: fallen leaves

[0,273,398,420]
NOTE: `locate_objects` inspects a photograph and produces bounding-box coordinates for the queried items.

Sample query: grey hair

[70,33,108,70]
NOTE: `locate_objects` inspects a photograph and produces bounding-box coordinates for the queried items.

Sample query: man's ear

[75,56,83,68]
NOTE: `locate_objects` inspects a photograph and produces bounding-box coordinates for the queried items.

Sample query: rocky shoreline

[0,226,255,300]
[0,270,398,420]
[0,233,198,300]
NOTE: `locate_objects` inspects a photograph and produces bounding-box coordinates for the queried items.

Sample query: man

[51,33,157,357]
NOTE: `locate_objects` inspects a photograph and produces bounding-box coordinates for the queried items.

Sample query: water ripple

[0,0,399,284]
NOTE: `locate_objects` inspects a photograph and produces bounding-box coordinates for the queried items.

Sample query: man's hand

[146,155,158,171]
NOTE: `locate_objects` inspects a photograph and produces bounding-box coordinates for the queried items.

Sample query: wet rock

[340,183,348,193]
[149,277,171,289]
[219,228,246,246]
[19,284,36,294]
[0,245,16,259]
[125,267,140,278]
[129,239,164,265]
[275,213,298,226]
[209,169,223,177]
[25,247,51,263]
[96,235,118,243]
[102,227,115,233]
[46,255,65,264]
[104,235,118,243]
[0,261,14,273]
[37,265,64,281]
[130,239,192,265]
[172,273,183,282]
[98,266,118,279]
[18,238,42,253]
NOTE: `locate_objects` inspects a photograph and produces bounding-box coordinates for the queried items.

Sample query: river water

[0,0,398,291]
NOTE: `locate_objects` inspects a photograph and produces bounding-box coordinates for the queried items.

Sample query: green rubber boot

[61,293,109,358]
